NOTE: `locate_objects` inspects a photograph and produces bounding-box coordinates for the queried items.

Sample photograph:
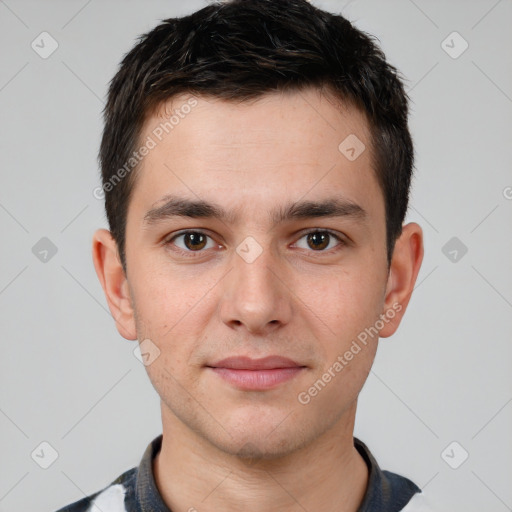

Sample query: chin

[219,435,305,461]
[210,419,316,461]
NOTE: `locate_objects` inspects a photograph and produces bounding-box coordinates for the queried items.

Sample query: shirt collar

[135,434,171,511]
[135,434,420,512]
[354,437,421,511]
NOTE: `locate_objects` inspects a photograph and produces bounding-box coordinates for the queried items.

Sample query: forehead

[131,87,383,227]
[145,87,371,156]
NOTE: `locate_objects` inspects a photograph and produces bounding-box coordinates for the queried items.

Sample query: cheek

[130,268,214,368]
[131,266,197,331]
[297,342,377,420]
[306,269,384,339]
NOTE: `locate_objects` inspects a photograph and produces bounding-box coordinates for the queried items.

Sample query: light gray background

[1,0,511,511]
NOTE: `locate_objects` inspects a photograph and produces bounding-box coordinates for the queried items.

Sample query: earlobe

[379,222,424,338]
[92,228,138,340]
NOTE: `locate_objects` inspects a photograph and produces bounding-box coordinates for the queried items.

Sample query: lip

[208,356,303,370]
[206,356,306,391]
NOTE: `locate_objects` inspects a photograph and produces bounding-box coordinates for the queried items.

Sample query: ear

[379,222,424,338]
[92,228,137,340]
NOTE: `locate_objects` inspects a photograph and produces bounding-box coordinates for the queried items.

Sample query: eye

[165,230,217,256]
[164,229,347,258]
[294,230,346,252]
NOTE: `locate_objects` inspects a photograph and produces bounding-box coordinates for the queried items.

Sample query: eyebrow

[143,194,368,227]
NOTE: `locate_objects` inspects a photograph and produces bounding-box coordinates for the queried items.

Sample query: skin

[92,86,424,512]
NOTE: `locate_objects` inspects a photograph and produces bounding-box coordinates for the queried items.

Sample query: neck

[153,403,369,512]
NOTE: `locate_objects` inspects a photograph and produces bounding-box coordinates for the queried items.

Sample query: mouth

[206,356,307,391]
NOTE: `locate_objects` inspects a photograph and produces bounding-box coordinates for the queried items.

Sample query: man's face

[123,88,391,458]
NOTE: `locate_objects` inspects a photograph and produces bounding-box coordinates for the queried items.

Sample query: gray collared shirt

[55,434,428,512]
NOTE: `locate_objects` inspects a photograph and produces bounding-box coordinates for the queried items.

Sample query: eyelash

[163,229,347,258]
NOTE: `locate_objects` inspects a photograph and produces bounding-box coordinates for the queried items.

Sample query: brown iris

[183,232,208,251]
[307,232,330,250]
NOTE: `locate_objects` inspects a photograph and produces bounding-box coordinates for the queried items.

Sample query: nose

[219,239,293,336]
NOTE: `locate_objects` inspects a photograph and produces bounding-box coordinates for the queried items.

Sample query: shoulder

[399,491,439,512]
[377,469,421,511]
[54,467,137,512]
